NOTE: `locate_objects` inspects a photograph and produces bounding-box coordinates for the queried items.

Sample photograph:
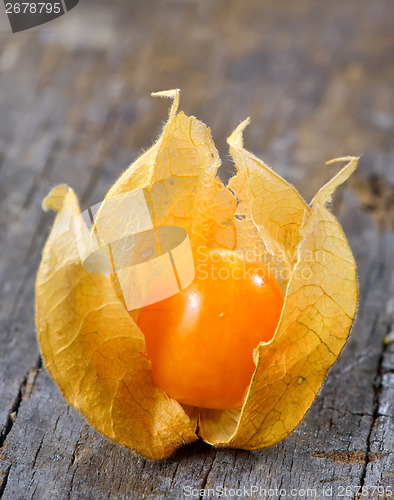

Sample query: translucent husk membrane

[36,90,358,459]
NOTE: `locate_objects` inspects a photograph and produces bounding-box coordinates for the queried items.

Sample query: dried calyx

[36,90,358,459]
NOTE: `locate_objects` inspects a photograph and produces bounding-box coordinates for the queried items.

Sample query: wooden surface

[0,0,393,498]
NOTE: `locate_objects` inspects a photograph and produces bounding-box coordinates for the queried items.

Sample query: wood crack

[0,466,11,500]
[198,451,216,499]
[67,465,78,500]
[31,435,44,471]
[69,439,81,469]
[0,356,41,449]
[358,330,388,493]
[168,460,181,491]
[0,386,24,449]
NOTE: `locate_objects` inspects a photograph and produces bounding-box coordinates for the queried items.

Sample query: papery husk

[36,90,358,458]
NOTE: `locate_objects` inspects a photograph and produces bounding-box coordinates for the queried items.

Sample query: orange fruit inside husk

[136,249,284,409]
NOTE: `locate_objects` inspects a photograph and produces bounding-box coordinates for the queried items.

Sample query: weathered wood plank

[0,0,393,498]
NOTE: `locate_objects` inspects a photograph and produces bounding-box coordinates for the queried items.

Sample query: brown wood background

[0,0,393,498]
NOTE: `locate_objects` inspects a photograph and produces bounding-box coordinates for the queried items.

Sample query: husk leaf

[36,91,358,458]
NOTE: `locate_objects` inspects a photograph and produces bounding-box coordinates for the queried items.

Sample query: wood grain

[0,0,393,498]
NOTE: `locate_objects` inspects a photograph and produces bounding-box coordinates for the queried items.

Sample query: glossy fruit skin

[136,248,285,410]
